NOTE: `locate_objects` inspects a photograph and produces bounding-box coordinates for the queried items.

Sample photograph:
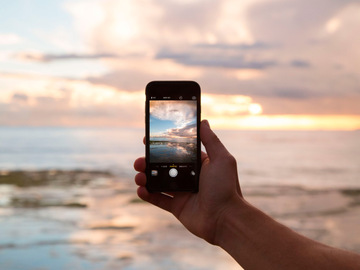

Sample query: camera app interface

[149,99,197,181]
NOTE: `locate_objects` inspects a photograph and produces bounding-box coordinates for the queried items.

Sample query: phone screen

[145,81,201,192]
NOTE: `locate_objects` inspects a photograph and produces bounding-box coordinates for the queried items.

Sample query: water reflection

[150,141,197,163]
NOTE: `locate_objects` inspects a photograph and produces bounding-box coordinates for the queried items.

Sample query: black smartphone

[145,81,201,193]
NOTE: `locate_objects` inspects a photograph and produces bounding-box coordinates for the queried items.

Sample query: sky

[1,0,360,130]
[150,100,197,140]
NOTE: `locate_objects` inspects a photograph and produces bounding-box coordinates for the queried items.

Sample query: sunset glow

[1,1,359,130]
[208,115,360,130]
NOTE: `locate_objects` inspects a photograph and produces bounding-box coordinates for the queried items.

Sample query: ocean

[0,127,359,188]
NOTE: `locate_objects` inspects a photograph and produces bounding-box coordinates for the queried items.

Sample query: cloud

[194,42,273,50]
[201,94,256,117]
[156,0,222,33]
[12,93,29,102]
[270,88,317,99]
[253,96,360,115]
[0,72,144,126]
[62,0,360,107]
[246,0,354,44]
[2,0,360,127]
[166,122,197,139]
[14,52,122,62]
[195,65,360,103]
[290,60,311,68]
[156,47,277,69]
[0,33,22,45]
[70,0,359,105]
[150,100,196,128]
[65,0,254,55]
[87,69,154,91]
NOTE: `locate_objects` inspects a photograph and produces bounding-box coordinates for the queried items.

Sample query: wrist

[213,195,249,247]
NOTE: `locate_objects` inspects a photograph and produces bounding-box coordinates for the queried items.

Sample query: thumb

[200,120,229,160]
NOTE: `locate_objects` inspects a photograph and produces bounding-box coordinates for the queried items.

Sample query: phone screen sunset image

[149,100,197,163]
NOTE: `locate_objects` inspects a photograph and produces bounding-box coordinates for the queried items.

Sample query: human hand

[134,119,243,244]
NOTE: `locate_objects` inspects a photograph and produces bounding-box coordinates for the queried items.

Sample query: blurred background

[0,0,360,269]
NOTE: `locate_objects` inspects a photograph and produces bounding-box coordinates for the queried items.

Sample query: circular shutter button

[169,168,178,177]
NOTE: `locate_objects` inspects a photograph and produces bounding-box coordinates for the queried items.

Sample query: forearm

[215,198,360,270]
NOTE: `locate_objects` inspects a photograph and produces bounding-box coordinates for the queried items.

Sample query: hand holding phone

[145,81,201,192]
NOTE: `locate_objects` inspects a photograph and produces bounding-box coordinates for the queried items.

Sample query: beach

[1,170,360,270]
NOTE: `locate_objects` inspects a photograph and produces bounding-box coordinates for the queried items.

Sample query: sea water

[0,127,359,188]
[0,127,144,176]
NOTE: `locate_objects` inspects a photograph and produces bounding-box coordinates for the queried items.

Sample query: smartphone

[145,81,201,193]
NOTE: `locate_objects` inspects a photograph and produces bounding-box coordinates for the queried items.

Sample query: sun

[248,103,263,115]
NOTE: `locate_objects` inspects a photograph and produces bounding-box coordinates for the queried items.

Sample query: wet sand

[0,170,359,269]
